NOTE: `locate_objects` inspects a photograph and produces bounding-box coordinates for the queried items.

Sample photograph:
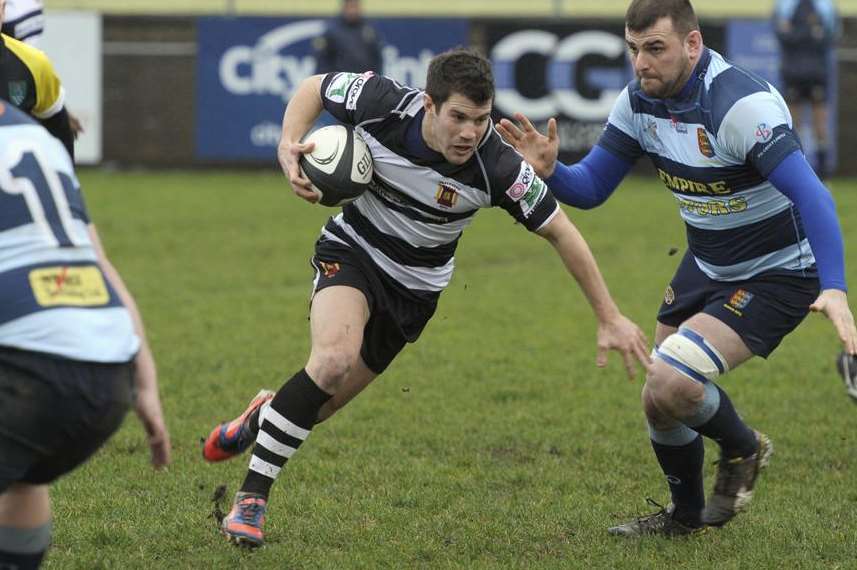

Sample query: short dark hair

[625,0,699,36]
[425,48,494,110]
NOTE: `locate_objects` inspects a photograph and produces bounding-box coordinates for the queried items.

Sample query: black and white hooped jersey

[1,0,45,46]
[318,71,559,294]
[598,48,813,282]
[0,101,137,362]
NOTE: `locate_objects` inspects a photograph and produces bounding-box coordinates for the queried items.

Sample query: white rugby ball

[299,125,373,207]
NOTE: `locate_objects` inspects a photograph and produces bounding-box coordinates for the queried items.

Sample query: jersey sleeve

[320,72,409,126]
[491,142,560,232]
[595,87,645,162]
[4,37,65,119]
[717,91,802,177]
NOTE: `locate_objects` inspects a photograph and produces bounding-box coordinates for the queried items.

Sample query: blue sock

[649,425,705,526]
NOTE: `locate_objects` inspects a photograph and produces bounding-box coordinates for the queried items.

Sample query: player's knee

[647,328,728,413]
[307,348,359,391]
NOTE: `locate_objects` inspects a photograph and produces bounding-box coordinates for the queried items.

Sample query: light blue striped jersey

[598,48,814,282]
[0,101,138,362]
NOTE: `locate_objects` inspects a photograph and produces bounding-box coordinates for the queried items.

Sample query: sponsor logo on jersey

[754,123,772,143]
[520,177,547,218]
[664,285,675,305]
[345,72,374,111]
[670,116,687,134]
[325,73,360,103]
[676,196,747,217]
[319,261,341,278]
[29,266,109,307]
[435,182,459,208]
[658,169,731,196]
[506,162,534,201]
[697,128,715,158]
[8,81,27,106]
[724,288,754,316]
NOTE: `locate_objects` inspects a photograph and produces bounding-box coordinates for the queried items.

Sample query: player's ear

[424,94,435,116]
[685,30,702,57]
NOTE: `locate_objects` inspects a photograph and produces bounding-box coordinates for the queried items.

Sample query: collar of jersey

[405,108,446,162]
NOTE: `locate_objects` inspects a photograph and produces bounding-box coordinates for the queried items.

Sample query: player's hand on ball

[496,113,560,179]
[596,314,653,380]
[278,139,318,203]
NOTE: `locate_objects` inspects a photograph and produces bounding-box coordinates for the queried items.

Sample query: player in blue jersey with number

[0,99,170,569]
[498,0,857,537]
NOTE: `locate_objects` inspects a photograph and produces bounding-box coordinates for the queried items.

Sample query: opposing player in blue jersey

[0,99,170,568]
[498,0,857,537]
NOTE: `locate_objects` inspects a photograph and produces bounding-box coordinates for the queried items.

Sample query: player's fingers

[498,119,523,141]
[596,345,608,368]
[516,112,536,133]
[547,118,558,141]
[622,351,637,380]
[293,141,315,154]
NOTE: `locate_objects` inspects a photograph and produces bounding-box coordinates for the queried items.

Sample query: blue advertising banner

[196,17,469,161]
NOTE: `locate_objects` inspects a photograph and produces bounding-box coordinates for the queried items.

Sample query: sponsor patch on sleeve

[324,72,360,104]
[345,72,374,111]
[519,177,548,218]
[505,162,535,202]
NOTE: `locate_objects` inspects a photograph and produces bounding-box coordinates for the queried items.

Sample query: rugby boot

[222,492,267,547]
[203,389,275,462]
[702,431,773,526]
[608,499,705,537]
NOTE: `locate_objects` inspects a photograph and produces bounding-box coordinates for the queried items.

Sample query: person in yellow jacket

[0,0,74,158]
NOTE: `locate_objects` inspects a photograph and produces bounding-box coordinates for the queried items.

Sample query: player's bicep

[320,71,389,125]
[498,161,560,231]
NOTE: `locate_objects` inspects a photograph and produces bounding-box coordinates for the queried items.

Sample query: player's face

[626,17,700,99]
[424,93,492,165]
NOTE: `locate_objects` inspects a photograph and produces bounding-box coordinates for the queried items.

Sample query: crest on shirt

[754,123,773,143]
[435,182,459,208]
[697,128,715,158]
[8,81,27,106]
[664,285,676,305]
[319,261,341,279]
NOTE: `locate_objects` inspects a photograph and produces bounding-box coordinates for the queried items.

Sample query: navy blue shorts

[0,347,133,493]
[311,237,438,374]
[657,251,820,358]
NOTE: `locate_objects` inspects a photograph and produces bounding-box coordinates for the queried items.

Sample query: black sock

[692,384,757,459]
[651,436,705,526]
[240,369,331,497]
[0,549,47,570]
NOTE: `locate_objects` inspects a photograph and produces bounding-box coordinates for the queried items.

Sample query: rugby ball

[299,125,373,207]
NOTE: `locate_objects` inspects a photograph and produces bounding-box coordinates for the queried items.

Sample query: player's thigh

[679,313,753,370]
[309,285,370,354]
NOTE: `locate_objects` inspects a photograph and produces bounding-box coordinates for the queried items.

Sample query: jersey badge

[670,116,687,134]
[435,182,459,208]
[754,123,773,143]
[664,285,676,305]
[8,81,27,106]
[697,128,715,158]
[319,261,341,278]
[506,162,534,202]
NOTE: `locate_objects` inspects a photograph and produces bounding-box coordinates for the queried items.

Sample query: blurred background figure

[773,0,840,177]
[313,0,383,74]
[0,0,43,47]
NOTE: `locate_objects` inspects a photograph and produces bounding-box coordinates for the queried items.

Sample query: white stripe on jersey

[323,222,455,292]
[695,238,815,282]
[0,227,97,274]
[354,192,470,247]
[0,307,139,362]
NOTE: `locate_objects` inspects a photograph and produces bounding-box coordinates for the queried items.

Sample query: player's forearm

[541,214,621,323]
[544,146,629,209]
[281,74,325,144]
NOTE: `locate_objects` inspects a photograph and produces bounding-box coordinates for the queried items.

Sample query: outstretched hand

[134,385,171,469]
[496,113,560,179]
[277,139,318,203]
[810,289,857,355]
[596,314,653,380]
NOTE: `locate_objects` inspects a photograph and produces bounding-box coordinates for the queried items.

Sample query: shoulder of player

[478,128,535,192]
[2,33,54,75]
[705,63,778,133]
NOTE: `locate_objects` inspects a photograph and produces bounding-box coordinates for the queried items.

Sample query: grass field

[44,170,857,569]
[47,0,857,17]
